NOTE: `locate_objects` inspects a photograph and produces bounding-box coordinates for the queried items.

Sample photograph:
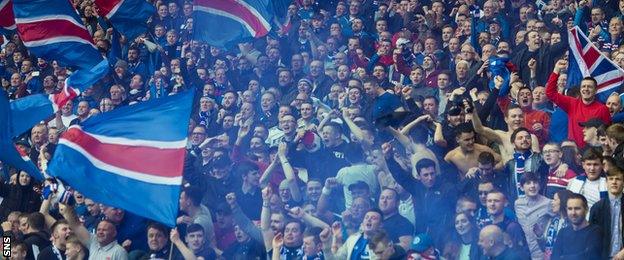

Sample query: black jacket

[23,231,51,260]
[589,195,624,259]
[0,182,41,220]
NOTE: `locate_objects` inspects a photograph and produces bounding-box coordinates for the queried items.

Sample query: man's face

[185,230,204,251]
[506,108,525,130]
[10,73,21,87]
[423,98,438,116]
[513,130,531,151]
[233,225,249,243]
[607,174,624,195]
[591,8,604,24]
[306,181,322,202]
[478,231,494,256]
[96,222,116,245]
[517,89,533,108]
[31,125,47,145]
[583,159,603,181]
[190,127,206,146]
[279,115,296,135]
[457,132,476,152]
[270,214,285,233]
[486,192,506,216]
[419,166,437,188]
[283,222,303,247]
[303,236,320,256]
[437,74,450,89]
[542,144,562,166]
[580,79,597,102]
[522,180,540,197]
[606,95,622,115]
[18,217,28,234]
[378,189,398,214]
[243,170,260,187]
[147,228,168,251]
[566,198,587,226]
[361,211,382,232]
[442,27,453,42]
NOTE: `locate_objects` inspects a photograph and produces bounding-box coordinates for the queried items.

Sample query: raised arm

[170,228,197,260]
[260,187,274,251]
[226,193,264,244]
[387,126,415,154]
[545,60,575,112]
[59,203,91,247]
[341,108,372,147]
[278,142,302,202]
[471,110,503,144]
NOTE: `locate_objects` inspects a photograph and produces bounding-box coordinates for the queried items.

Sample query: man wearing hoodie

[21,213,50,260]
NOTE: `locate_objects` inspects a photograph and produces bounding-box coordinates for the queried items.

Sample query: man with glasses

[544,142,578,198]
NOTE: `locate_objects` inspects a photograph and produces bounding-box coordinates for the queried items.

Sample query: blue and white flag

[48,91,194,226]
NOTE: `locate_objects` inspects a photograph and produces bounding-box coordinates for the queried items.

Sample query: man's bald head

[478,225,504,256]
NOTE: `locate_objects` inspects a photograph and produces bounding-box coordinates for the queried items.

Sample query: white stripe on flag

[58,139,183,185]
[66,125,187,149]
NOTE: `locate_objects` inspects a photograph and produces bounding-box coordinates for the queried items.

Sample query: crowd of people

[2,0,624,259]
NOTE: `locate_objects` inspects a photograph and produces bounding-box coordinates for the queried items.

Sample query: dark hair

[27,212,45,231]
[367,208,385,219]
[510,127,531,143]
[51,219,69,234]
[478,151,495,166]
[303,226,322,244]
[455,122,475,138]
[147,222,169,236]
[519,172,540,186]
[581,148,602,162]
[415,158,437,175]
[187,223,204,234]
[235,161,260,177]
[581,77,598,88]
[567,193,589,210]
[183,186,203,206]
[555,190,574,218]
[322,122,343,135]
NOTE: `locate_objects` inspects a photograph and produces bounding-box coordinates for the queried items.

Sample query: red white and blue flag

[47,91,194,226]
[13,0,108,93]
[567,26,624,102]
[94,0,154,40]
[193,0,274,48]
[0,0,16,35]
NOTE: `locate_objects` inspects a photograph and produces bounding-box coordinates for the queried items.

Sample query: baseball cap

[578,118,605,128]
[410,233,433,253]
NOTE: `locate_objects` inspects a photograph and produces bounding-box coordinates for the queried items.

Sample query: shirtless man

[445,123,502,179]
[472,76,540,163]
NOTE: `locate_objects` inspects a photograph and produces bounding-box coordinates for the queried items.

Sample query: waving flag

[0,89,46,181]
[193,0,274,48]
[94,0,154,40]
[13,0,108,93]
[567,26,624,102]
[48,91,194,226]
[0,0,15,35]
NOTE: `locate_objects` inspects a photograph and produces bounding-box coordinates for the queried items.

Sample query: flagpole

[168,242,174,260]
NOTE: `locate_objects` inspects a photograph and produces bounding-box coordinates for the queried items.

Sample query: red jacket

[545,73,611,148]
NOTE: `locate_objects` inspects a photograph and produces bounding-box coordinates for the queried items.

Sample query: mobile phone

[31,71,40,76]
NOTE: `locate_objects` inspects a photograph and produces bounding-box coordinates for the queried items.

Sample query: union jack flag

[567,26,624,102]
